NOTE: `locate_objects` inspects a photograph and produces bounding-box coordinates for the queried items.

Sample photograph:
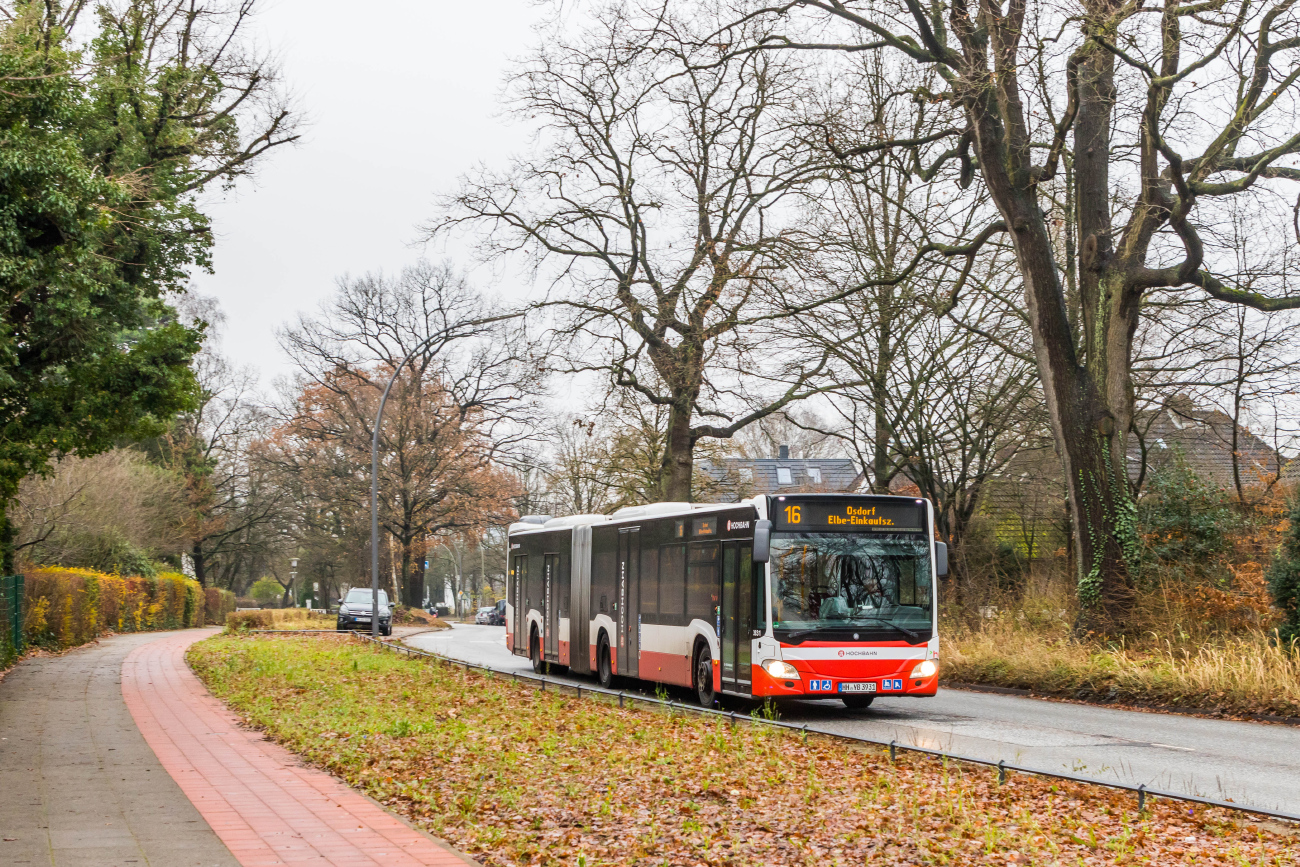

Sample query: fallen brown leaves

[188,634,1298,866]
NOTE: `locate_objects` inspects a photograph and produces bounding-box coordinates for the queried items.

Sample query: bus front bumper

[750,661,938,698]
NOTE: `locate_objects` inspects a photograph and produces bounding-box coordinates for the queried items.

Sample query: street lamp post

[369,339,441,638]
[367,312,516,639]
[290,558,298,608]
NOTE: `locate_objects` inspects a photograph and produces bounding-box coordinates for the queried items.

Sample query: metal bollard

[1137,784,1146,813]
[889,740,896,762]
[729,711,736,729]
[997,760,1007,785]
[619,691,625,708]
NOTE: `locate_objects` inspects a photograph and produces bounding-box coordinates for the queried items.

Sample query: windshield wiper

[781,618,920,643]
[854,616,920,642]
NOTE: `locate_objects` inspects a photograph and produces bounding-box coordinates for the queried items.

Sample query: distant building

[697,444,864,502]
[981,395,1292,558]
[1131,395,1288,491]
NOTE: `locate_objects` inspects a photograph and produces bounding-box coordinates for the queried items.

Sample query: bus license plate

[839,682,876,693]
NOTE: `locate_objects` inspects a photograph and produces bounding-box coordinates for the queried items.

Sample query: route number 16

[783,505,801,524]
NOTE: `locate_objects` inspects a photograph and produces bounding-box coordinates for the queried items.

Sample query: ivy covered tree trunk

[962,12,1139,629]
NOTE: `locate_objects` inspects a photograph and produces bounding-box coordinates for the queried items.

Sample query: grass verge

[189,634,1295,866]
[944,619,1300,719]
[225,609,336,631]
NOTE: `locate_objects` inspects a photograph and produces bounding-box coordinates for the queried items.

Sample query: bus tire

[530,626,545,674]
[694,641,715,707]
[596,632,613,689]
[842,695,874,710]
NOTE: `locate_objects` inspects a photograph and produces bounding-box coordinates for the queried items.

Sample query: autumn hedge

[22,567,206,649]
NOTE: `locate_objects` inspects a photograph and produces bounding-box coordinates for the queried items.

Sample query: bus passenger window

[659,544,685,616]
[640,548,659,614]
[687,542,719,618]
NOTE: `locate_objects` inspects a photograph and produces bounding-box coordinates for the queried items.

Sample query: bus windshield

[770,533,932,641]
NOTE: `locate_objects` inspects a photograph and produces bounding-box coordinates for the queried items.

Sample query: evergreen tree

[1268,495,1300,647]
[0,1,296,569]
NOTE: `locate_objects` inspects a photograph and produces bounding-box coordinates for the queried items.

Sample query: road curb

[942,680,1300,727]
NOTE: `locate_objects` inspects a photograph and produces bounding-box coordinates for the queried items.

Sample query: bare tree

[14,450,188,572]
[274,262,537,607]
[746,0,1300,627]
[145,295,282,587]
[430,1,852,501]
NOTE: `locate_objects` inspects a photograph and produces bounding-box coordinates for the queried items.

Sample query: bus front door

[721,542,753,694]
[544,553,560,660]
[512,555,527,655]
[618,528,640,678]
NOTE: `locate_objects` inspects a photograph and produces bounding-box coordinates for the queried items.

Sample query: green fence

[1,573,22,665]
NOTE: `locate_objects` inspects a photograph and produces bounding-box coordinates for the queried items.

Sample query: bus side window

[640,547,659,615]
[659,544,686,617]
[686,542,719,619]
[752,558,767,633]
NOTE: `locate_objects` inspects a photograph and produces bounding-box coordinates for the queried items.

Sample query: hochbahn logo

[838,649,879,658]
[727,520,750,530]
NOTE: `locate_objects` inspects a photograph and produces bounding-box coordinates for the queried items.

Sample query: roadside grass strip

[188,634,1297,866]
[945,621,1300,720]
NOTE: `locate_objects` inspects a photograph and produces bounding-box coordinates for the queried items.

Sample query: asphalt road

[406,623,1300,816]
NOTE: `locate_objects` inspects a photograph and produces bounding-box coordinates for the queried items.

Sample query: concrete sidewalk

[0,630,240,866]
[2,629,474,867]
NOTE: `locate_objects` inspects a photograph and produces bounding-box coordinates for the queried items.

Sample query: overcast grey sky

[191,1,542,382]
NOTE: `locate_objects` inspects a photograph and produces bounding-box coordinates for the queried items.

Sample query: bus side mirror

[935,541,949,577]
[753,519,772,563]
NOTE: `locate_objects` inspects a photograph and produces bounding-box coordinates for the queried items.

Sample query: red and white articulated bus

[505,493,945,708]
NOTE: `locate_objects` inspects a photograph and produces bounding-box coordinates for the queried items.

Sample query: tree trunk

[959,17,1137,630]
[661,395,696,501]
[191,541,207,588]
[399,536,422,608]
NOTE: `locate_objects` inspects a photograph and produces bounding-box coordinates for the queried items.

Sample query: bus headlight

[761,659,800,679]
[910,660,937,678]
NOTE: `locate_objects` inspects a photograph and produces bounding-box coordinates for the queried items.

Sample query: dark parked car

[336,588,392,636]
[489,599,506,626]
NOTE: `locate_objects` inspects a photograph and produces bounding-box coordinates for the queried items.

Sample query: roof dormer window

[776,467,792,485]
[807,467,822,484]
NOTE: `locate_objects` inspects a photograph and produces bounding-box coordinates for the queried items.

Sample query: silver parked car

[474,606,495,625]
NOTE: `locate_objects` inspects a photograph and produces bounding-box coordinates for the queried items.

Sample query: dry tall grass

[944,616,1300,718]
[225,609,335,631]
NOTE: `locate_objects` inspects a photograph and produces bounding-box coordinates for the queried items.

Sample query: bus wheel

[530,627,545,674]
[694,643,715,707]
[842,695,874,710]
[596,632,613,689]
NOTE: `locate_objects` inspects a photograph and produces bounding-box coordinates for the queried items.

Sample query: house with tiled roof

[980,395,1292,558]
[697,445,865,502]
[1131,395,1288,491]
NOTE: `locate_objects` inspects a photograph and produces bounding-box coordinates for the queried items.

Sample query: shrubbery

[1267,495,1300,646]
[22,567,204,649]
[224,609,334,632]
[205,587,237,626]
[226,610,275,631]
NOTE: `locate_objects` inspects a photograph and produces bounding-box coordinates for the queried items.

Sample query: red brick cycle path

[121,629,474,867]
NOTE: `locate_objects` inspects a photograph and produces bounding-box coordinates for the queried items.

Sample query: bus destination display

[773,498,925,533]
